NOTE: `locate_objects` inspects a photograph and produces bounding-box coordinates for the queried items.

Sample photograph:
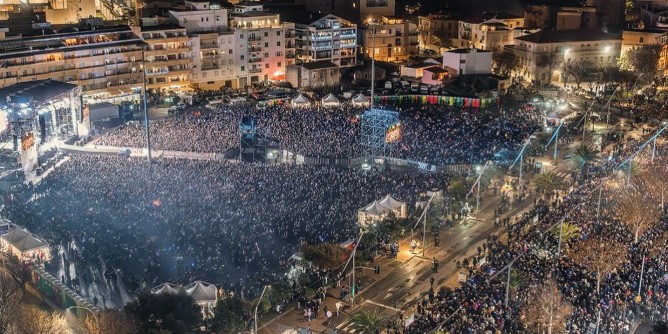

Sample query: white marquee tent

[351,93,370,107]
[291,93,311,108]
[321,93,340,107]
[357,194,407,226]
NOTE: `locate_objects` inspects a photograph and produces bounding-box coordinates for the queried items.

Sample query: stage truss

[360,109,400,158]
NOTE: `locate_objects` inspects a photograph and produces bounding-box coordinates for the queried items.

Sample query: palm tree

[570,144,599,178]
[551,222,582,245]
[447,177,467,200]
[350,309,385,334]
[532,172,564,198]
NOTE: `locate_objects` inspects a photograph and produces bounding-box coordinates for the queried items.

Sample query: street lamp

[510,135,536,184]
[66,306,99,333]
[368,21,379,110]
[254,285,270,334]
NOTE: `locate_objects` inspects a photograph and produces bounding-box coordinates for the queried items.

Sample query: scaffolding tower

[360,109,399,158]
[239,116,256,162]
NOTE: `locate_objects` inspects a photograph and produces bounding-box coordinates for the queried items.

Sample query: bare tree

[638,162,668,210]
[616,184,662,243]
[84,310,136,334]
[14,305,71,334]
[0,272,22,334]
[568,238,627,294]
[520,280,573,334]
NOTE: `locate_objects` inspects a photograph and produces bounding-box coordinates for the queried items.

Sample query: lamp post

[254,285,270,334]
[66,306,99,333]
[140,42,152,163]
[369,21,379,110]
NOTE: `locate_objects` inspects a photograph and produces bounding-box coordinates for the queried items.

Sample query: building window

[241,55,244,60]
[265,42,269,47]
[265,63,269,68]
[277,41,281,46]
[264,32,269,37]
[277,31,281,36]
[241,66,245,71]
[277,62,281,67]
[276,51,282,56]
[201,17,204,22]
[640,37,644,43]
[229,49,233,54]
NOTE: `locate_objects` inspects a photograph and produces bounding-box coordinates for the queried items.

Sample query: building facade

[418,13,460,52]
[139,24,192,91]
[512,30,622,83]
[361,16,418,63]
[294,14,357,67]
[442,48,492,76]
[286,60,340,89]
[0,26,145,103]
[453,13,525,51]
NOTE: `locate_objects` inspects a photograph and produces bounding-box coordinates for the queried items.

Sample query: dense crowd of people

[6,156,449,296]
[402,137,668,333]
[96,104,539,165]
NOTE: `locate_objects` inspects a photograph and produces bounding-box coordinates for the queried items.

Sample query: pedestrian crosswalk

[335,318,357,333]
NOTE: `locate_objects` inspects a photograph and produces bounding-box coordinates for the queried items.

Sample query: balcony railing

[248,36,262,42]
[249,68,262,73]
[248,47,262,52]
[249,58,262,63]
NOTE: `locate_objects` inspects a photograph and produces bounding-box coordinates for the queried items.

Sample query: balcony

[312,35,332,41]
[340,33,356,39]
[200,43,219,49]
[249,68,262,73]
[249,58,262,63]
[286,53,295,59]
[248,36,262,42]
[248,47,262,53]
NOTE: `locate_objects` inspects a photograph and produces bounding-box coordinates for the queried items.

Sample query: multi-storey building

[304,0,395,23]
[418,12,461,52]
[512,29,621,83]
[229,4,295,85]
[361,16,418,63]
[190,30,239,90]
[138,24,192,91]
[294,14,357,67]
[453,12,524,51]
[0,26,144,102]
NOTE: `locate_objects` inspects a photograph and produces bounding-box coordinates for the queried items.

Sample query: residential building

[418,12,461,52]
[621,28,668,54]
[399,58,441,78]
[0,0,97,24]
[0,25,145,102]
[190,31,239,90]
[139,24,192,91]
[421,66,448,86]
[294,14,357,67]
[229,4,295,85]
[442,48,492,76]
[361,16,418,63]
[168,1,229,33]
[512,29,621,83]
[303,0,395,24]
[286,60,340,89]
[453,12,524,51]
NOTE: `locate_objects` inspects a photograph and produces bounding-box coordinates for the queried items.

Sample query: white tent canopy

[357,194,408,226]
[151,282,181,295]
[291,93,311,108]
[351,93,369,107]
[185,281,218,303]
[321,93,340,107]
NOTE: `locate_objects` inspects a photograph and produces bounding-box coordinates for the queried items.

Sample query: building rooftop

[515,29,622,43]
[231,10,278,18]
[299,60,338,70]
[140,24,186,31]
[623,28,668,34]
[446,48,491,54]
[0,80,78,108]
[424,66,448,74]
[461,12,522,24]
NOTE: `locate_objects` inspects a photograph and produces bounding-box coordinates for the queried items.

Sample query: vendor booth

[357,194,407,226]
[291,93,311,109]
[1,224,51,263]
[321,93,340,107]
[351,93,370,107]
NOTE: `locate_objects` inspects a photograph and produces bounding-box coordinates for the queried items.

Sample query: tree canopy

[125,292,202,334]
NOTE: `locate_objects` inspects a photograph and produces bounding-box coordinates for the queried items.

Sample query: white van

[410,82,420,92]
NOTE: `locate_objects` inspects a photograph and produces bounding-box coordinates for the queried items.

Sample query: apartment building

[229,4,295,85]
[361,16,418,63]
[418,12,461,52]
[442,48,492,76]
[138,24,192,91]
[453,12,524,51]
[621,28,668,54]
[512,29,621,83]
[304,0,395,23]
[0,26,144,102]
[294,14,357,67]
